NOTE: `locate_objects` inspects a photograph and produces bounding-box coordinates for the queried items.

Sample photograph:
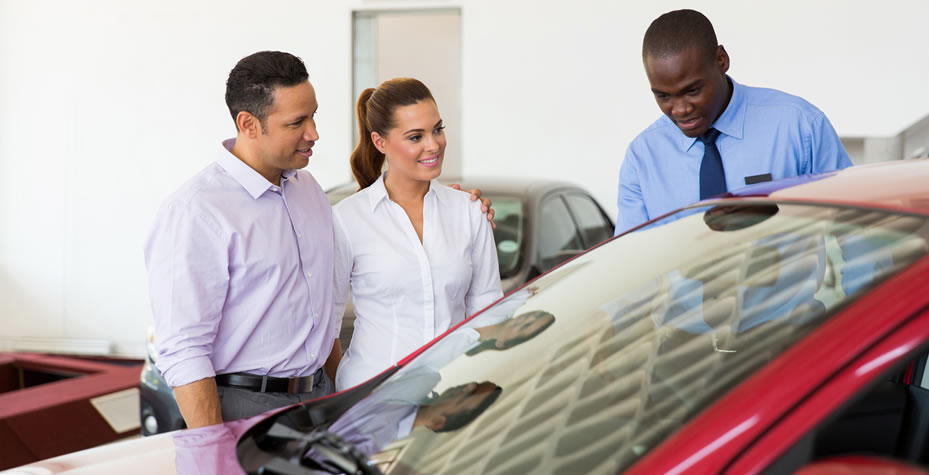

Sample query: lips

[675,117,703,132]
[417,155,441,168]
[296,146,313,158]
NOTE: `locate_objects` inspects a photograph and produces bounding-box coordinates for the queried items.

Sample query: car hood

[6,416,259,474]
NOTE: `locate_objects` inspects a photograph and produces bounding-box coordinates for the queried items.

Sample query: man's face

[254,81,319,175]
[644,46,731,138]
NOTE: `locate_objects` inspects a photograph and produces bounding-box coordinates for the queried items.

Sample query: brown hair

[350,78,436,189]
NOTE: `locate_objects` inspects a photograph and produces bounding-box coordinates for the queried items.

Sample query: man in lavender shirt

[145,51,342,428]
[145,51,495,429]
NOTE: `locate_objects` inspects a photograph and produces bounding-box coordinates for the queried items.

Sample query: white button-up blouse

[332,174,503,391]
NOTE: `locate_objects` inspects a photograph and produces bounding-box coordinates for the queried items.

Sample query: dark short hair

[642,9,718,63]
[225,51,309,131]
[437,386,502,432]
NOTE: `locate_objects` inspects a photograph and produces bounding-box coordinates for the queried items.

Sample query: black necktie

[699,128,726,200]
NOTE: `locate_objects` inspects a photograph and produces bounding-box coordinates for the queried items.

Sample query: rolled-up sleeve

[144,202,229,387]
[464,200,504,316]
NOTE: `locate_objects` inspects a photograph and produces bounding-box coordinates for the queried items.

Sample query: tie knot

[700,128,721,144]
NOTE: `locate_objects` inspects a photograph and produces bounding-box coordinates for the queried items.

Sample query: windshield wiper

[254,423,383,475]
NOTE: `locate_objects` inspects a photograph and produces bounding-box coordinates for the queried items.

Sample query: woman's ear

[371,131,388,155]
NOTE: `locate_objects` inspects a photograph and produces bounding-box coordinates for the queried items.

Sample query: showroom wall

[2,0,929,357]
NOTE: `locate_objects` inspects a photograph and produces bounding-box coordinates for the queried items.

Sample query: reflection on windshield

[315,286,556,467]
[298,203,929,474]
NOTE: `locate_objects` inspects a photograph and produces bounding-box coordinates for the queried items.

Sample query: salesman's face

[644,45,731,138]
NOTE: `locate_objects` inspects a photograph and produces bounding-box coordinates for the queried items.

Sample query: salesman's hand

[449,184,496,229]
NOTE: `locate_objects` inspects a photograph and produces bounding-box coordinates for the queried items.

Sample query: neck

[383,170,430,204]
[230,136,282,186]
[412,406,437,430]
[474,324,498,342]
[713,76,735,124]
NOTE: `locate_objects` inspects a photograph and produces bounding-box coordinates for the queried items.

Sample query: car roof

[725,158,929,214]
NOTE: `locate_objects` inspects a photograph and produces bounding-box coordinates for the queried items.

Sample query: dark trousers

[216,370,334,427]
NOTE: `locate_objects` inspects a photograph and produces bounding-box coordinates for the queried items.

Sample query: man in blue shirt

[615,9,852,235]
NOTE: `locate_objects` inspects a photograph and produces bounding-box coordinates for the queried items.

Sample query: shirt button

[297,233,303,238]
[305,271,312,278]
[311,353,317,358]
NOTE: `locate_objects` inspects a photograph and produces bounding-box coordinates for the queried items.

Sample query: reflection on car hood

[7,415,261,474]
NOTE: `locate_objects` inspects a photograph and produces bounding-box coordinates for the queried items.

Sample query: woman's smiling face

[373,99,446,185]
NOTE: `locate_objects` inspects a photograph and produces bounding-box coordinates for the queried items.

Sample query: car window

[538,196,583,271]
[300,202,929,475]
[565,193,612,248]
[490,196,525,280]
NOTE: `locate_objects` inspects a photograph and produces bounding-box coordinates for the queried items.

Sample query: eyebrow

[404,119,443,135]
[651,79,704,96]
[287,107,318,123]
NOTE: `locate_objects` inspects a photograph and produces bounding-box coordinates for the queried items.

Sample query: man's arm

[173,377,223,428]
[616,147,649,236]
[145,203,229,428]
[324,338,342,384]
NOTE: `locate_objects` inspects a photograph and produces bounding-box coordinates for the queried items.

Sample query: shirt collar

[365,172,446,212]
[216,138,298,199]
[682,76,746,151]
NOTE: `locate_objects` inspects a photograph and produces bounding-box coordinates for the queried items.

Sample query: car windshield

[263,202,929,474]
[490,196,524,279]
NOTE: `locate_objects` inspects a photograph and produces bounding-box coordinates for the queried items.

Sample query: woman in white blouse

[333,78,503,391]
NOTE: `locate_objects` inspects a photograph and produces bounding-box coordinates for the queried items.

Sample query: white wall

[2,0,928,356]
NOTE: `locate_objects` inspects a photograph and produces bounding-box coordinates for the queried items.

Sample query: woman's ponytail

[350,88,384,190]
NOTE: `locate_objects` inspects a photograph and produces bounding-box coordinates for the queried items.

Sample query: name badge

[745,173,773,185]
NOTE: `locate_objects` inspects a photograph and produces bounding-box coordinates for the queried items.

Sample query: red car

[9,159,929,475]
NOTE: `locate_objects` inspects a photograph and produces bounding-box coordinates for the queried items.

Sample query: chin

[681,129,703,138]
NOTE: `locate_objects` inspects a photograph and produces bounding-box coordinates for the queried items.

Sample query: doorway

[352,9,462,176]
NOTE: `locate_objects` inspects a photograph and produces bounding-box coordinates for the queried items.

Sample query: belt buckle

[287,375,314,394]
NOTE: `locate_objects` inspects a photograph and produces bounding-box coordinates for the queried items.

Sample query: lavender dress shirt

[145,139,340,388]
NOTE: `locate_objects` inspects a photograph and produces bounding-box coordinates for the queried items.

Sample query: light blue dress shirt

[145,139,340,388]
[616,77,852,235]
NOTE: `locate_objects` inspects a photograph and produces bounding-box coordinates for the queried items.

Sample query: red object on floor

[0,352,143,470]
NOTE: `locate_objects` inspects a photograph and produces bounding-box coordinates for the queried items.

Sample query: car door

[535,193,584,274]
[720,275,929,473]
[563,192,614,249]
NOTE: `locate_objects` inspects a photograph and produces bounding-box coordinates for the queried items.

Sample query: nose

[423,133,440,153]
[670,97,692,118]
[303,120,319,143]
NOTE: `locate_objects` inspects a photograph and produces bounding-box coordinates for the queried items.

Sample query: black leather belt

[215,367,324,394]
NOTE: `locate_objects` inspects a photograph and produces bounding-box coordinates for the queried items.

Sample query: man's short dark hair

[642,9,718,62]
[225,51,309,131]
[437,386,502,433]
